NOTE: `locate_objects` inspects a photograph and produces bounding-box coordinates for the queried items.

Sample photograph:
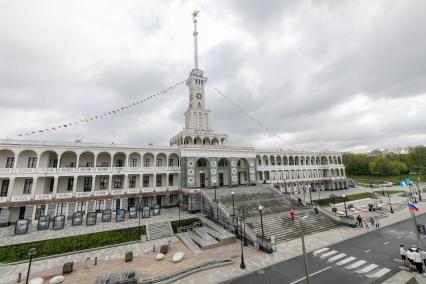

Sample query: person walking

[289,208,295,221]
[356,215,363,228]
[413,248,423,274]
[421,248,426,267]
[369,216,375,228]
[375,217,380,229]
[400,245,406,261]
[407,248,415,270]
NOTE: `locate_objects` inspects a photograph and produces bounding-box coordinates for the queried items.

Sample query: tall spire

[192,10,200,69]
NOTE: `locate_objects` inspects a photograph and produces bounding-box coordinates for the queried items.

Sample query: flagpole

[408,183,422,248]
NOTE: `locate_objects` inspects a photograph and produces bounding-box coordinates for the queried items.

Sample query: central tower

[170,11,228,146]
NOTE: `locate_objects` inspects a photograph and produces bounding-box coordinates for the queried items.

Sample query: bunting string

[214,87,298,151]
[17,80,186,137]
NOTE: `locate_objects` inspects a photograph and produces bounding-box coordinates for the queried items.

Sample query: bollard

[17,272,22,283]
[153,245,156,253]
[95,257,97,265]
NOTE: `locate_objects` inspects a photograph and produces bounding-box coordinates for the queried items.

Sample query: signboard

[86,212,97,226]
[37,215,50,231]
[53,215,65,230]
[152,204,161,216]
[14,219,29,235]
[72,212,83,226]
[102,209,112,222]
[128,207,137,219]
[418,224,426,235]
[116,209,125,222]
[143,206,150,218]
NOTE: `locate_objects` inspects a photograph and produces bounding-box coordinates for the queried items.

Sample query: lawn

[0,226,146,263]
[348,174,426,186]
[313,192,374,207]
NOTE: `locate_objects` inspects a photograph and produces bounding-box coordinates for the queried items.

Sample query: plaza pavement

[0,208,201,246]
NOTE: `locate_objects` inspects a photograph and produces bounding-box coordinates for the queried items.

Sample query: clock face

[196,93,202,99]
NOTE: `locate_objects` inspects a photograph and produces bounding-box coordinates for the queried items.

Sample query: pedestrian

[298,197,303,207]
[407,249,415,270]
[356,215,363,228]
[421,248,426,267]
[369,217,375,228]
[365,221,369,230]
[413,248,423,274]
[289,208,295,221]
[375,217,380,228]
[400,245,406,261]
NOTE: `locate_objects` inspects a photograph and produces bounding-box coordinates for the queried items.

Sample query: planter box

[63,262,73,274]
[125,251,133,262]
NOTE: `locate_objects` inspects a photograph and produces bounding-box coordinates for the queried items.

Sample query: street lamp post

[386,191,394,214]
[177,196,181,229]
[239,217,246,269]
[342,195,348,217]
[26,247,37,284]
[258,205,265,241]
[231,191,235,216]
[308,185,312,204]
[214,186,218,222]
[138,200,142,238]
[300,216,310,284]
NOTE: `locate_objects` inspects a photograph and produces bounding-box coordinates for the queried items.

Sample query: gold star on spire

[191,9,200,20]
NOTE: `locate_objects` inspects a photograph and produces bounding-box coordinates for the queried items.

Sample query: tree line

[342,146,426,176]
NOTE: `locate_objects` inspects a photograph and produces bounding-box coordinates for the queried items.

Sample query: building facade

[0,15,347,227]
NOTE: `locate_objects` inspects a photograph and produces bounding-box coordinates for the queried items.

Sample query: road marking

[288,266,332,284]
[384,242,390,245]
[313,248,329,256]
[367,268,391,278]
[336,256,356,266]
[328,253,346,262]
[356,264,378,273]
[365,250,371,253]
[346,260,367,269]
[320,250,338,259]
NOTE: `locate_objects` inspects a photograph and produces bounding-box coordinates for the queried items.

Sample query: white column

[53,176,59,197]
[72,175,77,195]
[7,177,15,201]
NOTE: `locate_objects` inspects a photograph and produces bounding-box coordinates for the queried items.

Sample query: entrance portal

[200,173,206,188]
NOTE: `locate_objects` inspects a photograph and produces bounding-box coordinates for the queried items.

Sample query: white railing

[155,186,167,192]
[128,188,139,194]
[141,167,155,171]
[0,168,13,174]
[111,189,124,195]
[142,187,154,193]
[59,167,76,173]
[95,167,111,172]
[94,190,108,196]
[15,168,37,174]
[125,167,141,172]
[34,194,53,200]
[38,168,57,174]
[113,167,125,172]
[168,186,179,191]
[76,191,91,197]
[168,166,180,171]
[0,196,8,203]
[56,192,73,199]
[156,166,168,172]
[11,195,31,202]
[78,167,94,172]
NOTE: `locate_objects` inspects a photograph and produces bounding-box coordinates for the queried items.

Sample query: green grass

[313,192,374,207]
[348,174,425,185]
[0,226,146,263]
[171,217,201,233]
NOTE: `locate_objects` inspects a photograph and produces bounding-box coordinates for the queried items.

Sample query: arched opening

[321,156,328,165]
[256,155,262,166]
[143,152,154,168]
[39,150,58,168]
[289,156,294,166]
[218,158,230,187]
[17,150,38,168]
[128,152,141,167]
[262,155,269,166]
[211,138,219,145]
[59,151,77,168]
[184,136,193,145]
[79,151,95,168]
[276,156,282,166]
[295,156,300,165]
[168,153,179,168]
[156,153,167,168]
[196,158,209,188]
[270,155,276,166]
[283,156,288,165]
[0,149,15,168]
[96,152,111,167]
[237,158,250,185]
[300,157,305,165]
[203,137,210,145]
[194,137,202,145]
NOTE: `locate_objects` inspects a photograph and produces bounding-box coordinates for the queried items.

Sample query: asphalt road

[226,213,426,284]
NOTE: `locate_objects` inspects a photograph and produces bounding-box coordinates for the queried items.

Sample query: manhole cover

[257,270,266,275]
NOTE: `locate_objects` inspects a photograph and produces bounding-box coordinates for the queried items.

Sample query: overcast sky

[1,0,426,152]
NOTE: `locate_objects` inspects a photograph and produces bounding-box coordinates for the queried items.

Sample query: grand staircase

[247,210,341,243]
[147,221,174,240]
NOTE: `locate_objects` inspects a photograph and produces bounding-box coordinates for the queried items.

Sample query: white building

[0,15,347,227]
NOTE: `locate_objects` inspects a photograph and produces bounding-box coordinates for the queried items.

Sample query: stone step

[147,221,174,240]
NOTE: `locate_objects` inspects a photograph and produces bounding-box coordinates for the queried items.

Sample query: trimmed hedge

[0,226,146,263]
[171,218,201,233]
[313,192,373,207]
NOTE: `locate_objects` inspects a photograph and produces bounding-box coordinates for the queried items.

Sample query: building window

[156,175,162,187]
[114,199,120,210]
[86,162,93,167]
[144,159,150,167]
[129,176,136,188]
[169,159,174,167]
[67,178,74,191]
[49,159,58,168]
[115,159,123,167]
[156,159,162,167]
[77,201,86,213]
[130,158,137,167]
[49,178,54,192]
[35,205,46,220]
[143,176,149,187]
[6,157,14,168]
[23,179,33,194]
[169,194,174,203]
[27,157,37,168]
[56,203,66,215]
[95,200,104,212]
[1,180,9,197]
[83,177,92,192]
[70,162,76,168]
[168,175,173,186]
[100,177,108,190]
[113,176,123,189]
[101,161,109,167]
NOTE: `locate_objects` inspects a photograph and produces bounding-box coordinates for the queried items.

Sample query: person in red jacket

[290,208,295,221]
